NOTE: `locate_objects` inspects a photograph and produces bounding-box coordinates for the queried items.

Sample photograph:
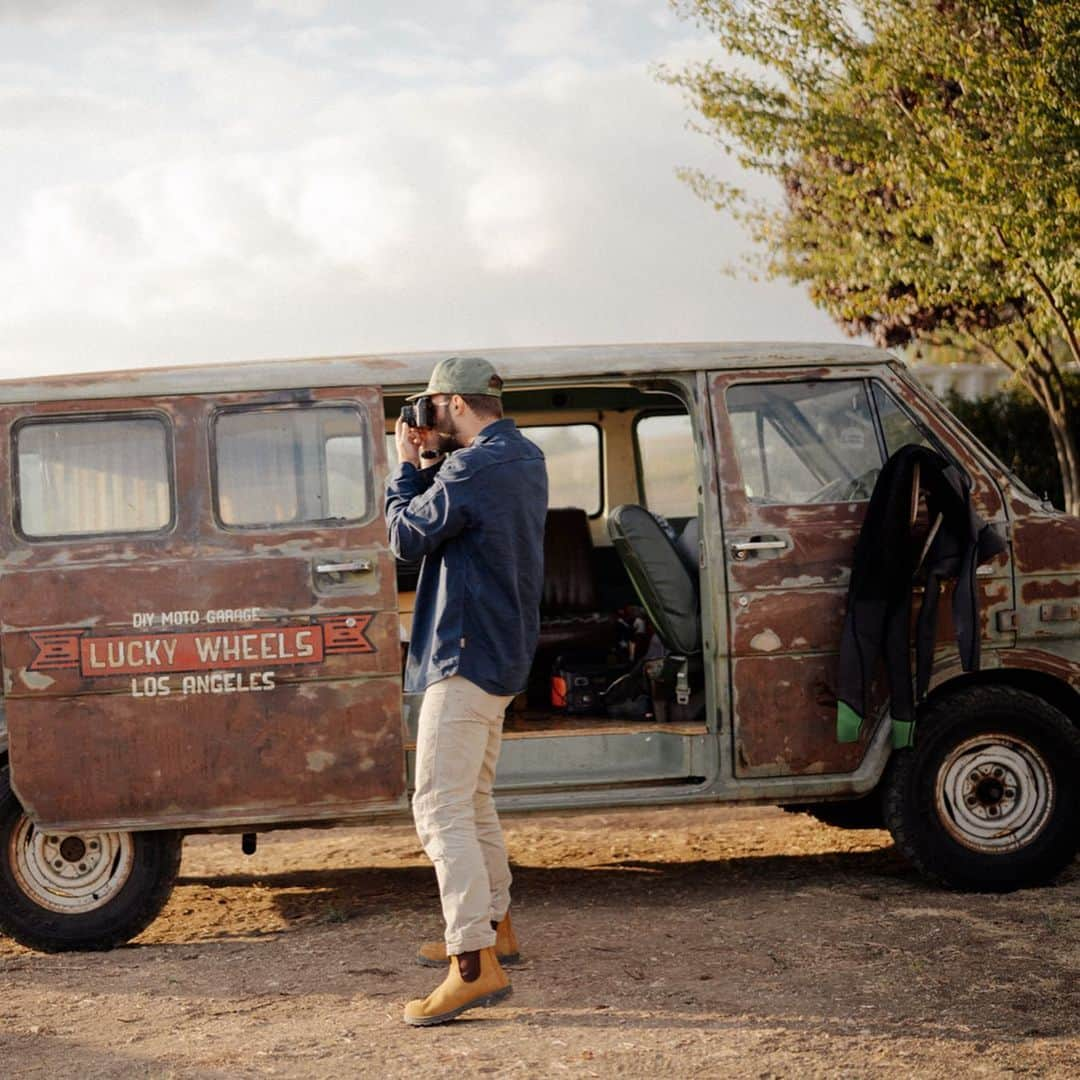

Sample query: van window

[636,413,697,519]
[523,425,600,514]
[384,426,600,515]
[872,381,934,455]
[215,405,370,527]
[727,380,882,504]
[17,416,172,538]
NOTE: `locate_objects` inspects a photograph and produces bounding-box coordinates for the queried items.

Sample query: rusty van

[0,343,1077,953]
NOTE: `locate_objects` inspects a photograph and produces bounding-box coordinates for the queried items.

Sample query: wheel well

[927,668,1080,726]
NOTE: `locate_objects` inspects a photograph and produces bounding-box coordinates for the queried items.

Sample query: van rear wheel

[882,686,1080,891]
[0,767,181,952]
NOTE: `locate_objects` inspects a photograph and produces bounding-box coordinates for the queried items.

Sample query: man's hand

[395,416,441,468]
[395,415,423,467]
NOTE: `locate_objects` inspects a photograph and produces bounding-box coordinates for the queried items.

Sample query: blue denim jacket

[386,419,548,696]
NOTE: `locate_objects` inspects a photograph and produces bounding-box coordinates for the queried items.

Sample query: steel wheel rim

[935,733,1054,853]
[11,817,135,914]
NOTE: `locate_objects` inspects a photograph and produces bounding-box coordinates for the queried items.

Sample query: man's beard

[435,414,463,454]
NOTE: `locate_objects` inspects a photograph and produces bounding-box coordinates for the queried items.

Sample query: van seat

[532,508,615,700]
[607,504,700,656]
[542,507,598,612]
[608,504,704,723]
[673,517,700,578]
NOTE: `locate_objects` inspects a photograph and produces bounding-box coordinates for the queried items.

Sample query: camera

[400,397,436,429]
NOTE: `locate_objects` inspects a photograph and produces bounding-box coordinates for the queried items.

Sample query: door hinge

[996,610,1017,631]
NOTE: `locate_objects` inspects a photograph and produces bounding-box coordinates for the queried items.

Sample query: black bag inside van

[550,652,649,717]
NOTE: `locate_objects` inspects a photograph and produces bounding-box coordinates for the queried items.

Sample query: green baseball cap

[407,355,503,400]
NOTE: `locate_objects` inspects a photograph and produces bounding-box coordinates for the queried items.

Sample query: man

[385,355,547,1027]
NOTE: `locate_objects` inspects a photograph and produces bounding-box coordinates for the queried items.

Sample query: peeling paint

[749,629,783,653]
[19,668,54,691]
[778,574,828,589]
[305,750,337,773]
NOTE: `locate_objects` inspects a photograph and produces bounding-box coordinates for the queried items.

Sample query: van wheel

[882,686,1080,891]
[0,767,181,952]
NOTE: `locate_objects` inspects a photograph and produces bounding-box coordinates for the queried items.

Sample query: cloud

[292,144,417,264]
[0,0,215,27]
[466,168,556,271]
[0,87,129,132]
[0,4,847,377]
[294,23,369,56]
[253,0,328,16]
[502,2,596,58]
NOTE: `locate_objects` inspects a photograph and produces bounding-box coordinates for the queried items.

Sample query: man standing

[386,356,547,1026]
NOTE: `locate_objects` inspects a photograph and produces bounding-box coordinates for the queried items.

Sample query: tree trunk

[1018,365,1080,515]
[965,330,1080,516]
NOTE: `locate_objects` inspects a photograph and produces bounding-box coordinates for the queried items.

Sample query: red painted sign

[29,615,375,677]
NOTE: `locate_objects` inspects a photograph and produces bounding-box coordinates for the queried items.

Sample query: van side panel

[0,387,407,831]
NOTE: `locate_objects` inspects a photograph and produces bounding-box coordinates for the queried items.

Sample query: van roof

[0,342,895,404]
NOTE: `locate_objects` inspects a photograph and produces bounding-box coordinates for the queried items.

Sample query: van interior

[384,382,708,741]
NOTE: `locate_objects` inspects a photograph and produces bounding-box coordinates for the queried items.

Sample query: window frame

[210,400,375,531]
[12,410,177,543]
[632,408,698,521]
[520,420,604,518]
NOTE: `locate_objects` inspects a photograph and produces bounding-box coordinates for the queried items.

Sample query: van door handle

[731,538,788,559]
[315,559,373,574]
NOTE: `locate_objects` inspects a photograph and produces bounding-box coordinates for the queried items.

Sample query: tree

[667,0,1080,512]
[945,375,1080,509]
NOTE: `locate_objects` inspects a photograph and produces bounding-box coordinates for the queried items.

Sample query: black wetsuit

[836,445,1006,745]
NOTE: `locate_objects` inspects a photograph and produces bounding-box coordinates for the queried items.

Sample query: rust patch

[1020,578,1080,604]
[731,590,847,655]
[730,656,871,777]
[1013,515,1080,576]
[10,675,405,831]
[993,646,1080,693]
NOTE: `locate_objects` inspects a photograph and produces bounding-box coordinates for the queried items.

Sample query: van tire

[0,766,181,952]
[882,685,1080,891]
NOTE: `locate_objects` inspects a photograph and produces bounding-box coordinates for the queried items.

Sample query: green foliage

[946,379,1080,510]
[668,0,1079,348]
[668,0,1080,510]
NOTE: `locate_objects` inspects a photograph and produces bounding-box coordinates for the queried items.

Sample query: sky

[0,0,846,381]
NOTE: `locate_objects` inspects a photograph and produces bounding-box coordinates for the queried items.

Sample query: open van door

[710,368,1013,779]
[0,385,405,832]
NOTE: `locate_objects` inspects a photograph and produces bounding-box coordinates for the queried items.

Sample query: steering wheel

[806,467,880,504]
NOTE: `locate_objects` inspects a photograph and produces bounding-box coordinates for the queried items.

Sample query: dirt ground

[1,804,1077,1079]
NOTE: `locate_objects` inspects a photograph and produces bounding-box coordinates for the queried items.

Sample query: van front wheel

[883,686,1080,891]
[0,768,181,952]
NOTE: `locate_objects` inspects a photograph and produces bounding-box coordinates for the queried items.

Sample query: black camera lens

[416,397,436,428]
[401,396,436,429]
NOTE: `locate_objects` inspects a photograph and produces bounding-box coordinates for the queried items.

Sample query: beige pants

[412,675,513,955]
